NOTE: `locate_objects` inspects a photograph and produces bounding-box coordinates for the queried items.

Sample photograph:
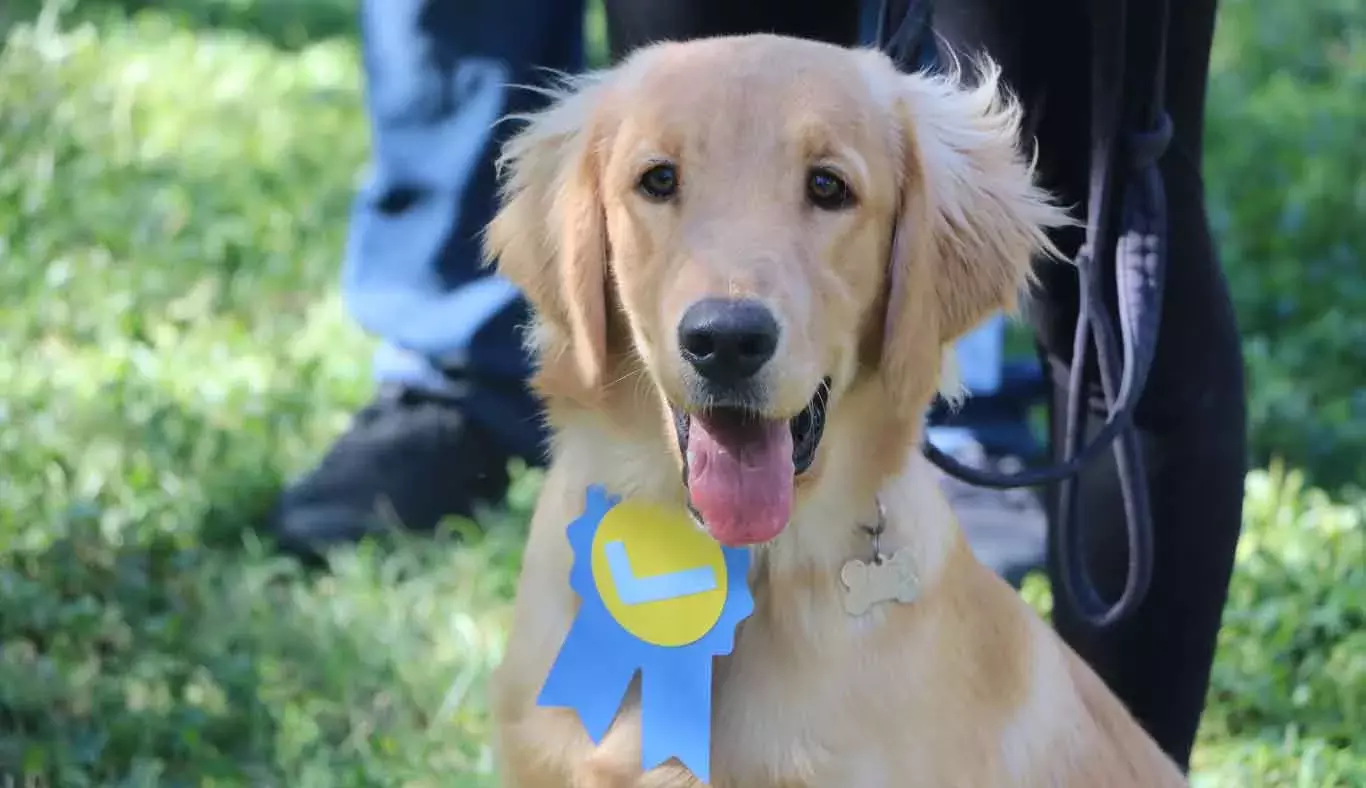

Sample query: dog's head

[486,35,1068,547]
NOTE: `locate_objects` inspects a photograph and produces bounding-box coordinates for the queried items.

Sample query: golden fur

[483,34,1187,787]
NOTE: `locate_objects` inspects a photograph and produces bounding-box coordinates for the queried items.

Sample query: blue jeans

[343,0,1011,464]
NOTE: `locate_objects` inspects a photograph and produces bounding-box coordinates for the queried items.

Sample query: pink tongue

[686,414,794,546]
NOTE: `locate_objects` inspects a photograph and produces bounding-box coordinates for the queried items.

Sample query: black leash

[876,0,1172,628]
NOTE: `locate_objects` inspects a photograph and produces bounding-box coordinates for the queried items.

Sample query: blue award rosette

[537,485,755,783]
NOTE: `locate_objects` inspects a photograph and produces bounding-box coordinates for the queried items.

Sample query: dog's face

[487,36,1066,547]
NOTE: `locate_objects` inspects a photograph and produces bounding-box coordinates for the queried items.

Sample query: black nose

[678,298,780,384]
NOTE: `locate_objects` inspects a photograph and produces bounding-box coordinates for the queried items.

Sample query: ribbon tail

[537,619,638,743]
[640,653,715,783]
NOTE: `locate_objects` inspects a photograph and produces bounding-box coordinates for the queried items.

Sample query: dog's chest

[604,678,880,788]
[684,621,928,787]
[551,637,1015,788]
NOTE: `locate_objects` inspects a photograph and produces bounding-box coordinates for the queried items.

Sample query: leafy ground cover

[1,1,1362,785]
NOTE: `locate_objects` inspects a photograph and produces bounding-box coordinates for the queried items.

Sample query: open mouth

[671,378,831,547]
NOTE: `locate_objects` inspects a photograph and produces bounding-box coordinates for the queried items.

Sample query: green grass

[1,2,1363,785]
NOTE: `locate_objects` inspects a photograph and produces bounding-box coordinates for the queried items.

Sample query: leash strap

[877,0,1172,627]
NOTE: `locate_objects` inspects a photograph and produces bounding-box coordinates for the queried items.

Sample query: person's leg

[603,0,1244,767]
[273,0,584,557]
[606,0,1245,769]
[1001,0,1246,769]
[603,0,862,57]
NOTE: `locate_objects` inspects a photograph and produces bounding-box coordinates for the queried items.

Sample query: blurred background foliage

[1205,0,1366,492]
[0,0,1362,785]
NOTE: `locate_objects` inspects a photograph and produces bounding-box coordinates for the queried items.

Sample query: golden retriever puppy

[484,34,1186,788]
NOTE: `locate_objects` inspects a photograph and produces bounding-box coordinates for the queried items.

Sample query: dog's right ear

[878,59,1071,424]
[483,75,613,402]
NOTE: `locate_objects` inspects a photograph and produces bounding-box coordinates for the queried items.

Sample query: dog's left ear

[484,75,614,403]
[880,60,1072,419]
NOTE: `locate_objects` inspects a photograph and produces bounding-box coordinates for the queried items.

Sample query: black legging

[602,0,1247,771]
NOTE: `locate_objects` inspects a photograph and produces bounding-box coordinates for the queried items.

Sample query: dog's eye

[807,167,855,210]
[637,163,679,201]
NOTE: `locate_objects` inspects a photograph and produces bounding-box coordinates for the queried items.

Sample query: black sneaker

[270,384,513,562]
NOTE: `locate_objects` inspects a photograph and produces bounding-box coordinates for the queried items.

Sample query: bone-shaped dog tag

[840,549,919,616]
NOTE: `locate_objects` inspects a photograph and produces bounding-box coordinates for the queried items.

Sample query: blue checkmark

[604,540,718,605]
